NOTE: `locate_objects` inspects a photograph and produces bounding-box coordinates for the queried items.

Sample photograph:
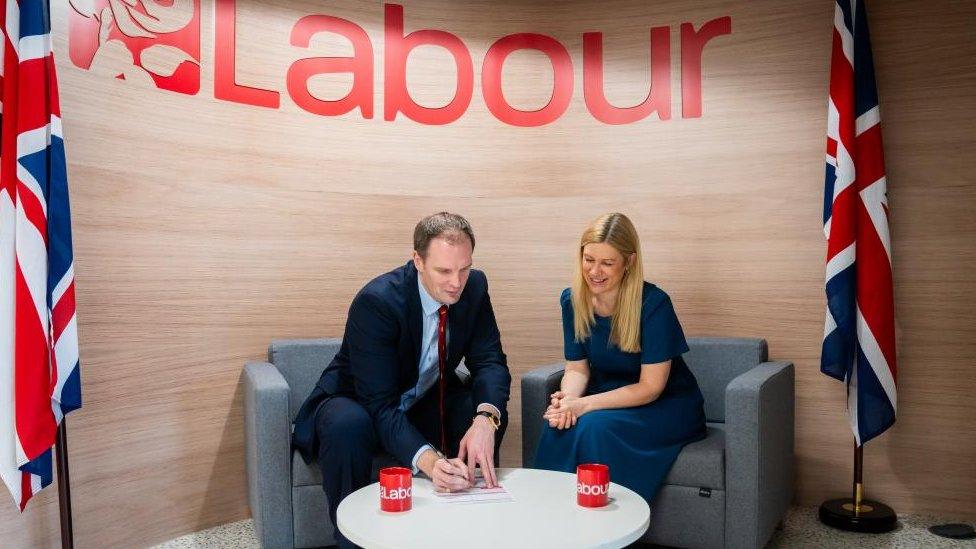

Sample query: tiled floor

[767,506,974,548]
[153,506,975,548]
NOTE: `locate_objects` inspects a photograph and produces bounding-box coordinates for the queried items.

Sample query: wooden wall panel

[1,0,973,546]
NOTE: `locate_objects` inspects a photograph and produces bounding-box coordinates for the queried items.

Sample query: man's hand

[458,415,498,488]
[419,450,473,493]
[432,457,473,493]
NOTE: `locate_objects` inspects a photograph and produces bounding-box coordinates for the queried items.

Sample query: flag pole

[55,422,74,549]
[853,444,863,515]
[818,441,896,533]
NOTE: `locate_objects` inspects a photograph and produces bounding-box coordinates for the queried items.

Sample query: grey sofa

[244,338,352,549]
[521,337,794,549]
[243,338,468,548]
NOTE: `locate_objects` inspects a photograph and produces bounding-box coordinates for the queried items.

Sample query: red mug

[577,463,610,507]
[379,467,412,512]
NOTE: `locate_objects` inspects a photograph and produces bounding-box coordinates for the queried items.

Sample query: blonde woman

[533,213,706,503]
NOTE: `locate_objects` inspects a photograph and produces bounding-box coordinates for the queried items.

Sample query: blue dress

[533,283,706,503]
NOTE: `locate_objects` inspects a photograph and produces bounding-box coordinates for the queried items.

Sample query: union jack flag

[1,0,82,510]
[822,0,895,447]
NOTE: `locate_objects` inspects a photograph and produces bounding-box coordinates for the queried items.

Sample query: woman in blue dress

[534,212,706,503]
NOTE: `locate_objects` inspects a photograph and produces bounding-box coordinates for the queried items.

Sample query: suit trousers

[314,385,507,548]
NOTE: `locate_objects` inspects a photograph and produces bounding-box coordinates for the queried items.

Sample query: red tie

[437,305,448,454]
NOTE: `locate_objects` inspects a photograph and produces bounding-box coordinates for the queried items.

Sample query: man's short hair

[413,212,475,258]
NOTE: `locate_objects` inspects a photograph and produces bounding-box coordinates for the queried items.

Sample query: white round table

[336,467,650,549]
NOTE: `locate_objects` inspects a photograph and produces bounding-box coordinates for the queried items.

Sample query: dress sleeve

[640,291,690,365]
[561,288,587,361]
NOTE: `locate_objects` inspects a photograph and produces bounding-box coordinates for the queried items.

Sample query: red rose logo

[68,0,201,95]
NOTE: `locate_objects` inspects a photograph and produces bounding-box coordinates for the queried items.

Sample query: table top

[336,467,650,549]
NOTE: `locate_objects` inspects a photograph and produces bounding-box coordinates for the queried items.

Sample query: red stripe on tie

[437,305,448,454]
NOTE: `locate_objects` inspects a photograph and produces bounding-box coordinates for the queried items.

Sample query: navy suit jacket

[292,261,511,466]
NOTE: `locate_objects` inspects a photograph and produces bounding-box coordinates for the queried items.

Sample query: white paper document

[431,480,514,504]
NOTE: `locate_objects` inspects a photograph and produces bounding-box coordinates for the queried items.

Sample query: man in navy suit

[293,212,510,548]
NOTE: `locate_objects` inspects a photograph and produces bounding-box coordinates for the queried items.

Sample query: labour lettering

[380,486,412,500]
[577,482,610,496]
[212,1,732,125]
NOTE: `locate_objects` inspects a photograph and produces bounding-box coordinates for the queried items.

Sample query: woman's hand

[551,395,590,418]
[544,405,577,429]
[544,391,574,429]
[543,394,590,429]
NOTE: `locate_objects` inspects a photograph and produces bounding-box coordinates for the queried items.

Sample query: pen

[436,451,473,483]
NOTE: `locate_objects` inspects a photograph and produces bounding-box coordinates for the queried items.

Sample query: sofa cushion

[292,450,401,487]
[663,425,725,490]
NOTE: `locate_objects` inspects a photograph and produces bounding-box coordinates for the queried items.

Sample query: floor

[152,506,976,548]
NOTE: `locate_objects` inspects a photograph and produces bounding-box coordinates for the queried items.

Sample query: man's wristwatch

[475,410,501,430]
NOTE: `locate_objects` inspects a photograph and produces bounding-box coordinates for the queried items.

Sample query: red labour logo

[380,486,412,500]
[577,482,609,495]
[65,1,731,125]
[68,0,201,95]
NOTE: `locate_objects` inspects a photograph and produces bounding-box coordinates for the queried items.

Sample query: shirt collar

[417,276,443,317]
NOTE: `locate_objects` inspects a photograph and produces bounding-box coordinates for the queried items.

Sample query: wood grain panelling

[2,0,973,546]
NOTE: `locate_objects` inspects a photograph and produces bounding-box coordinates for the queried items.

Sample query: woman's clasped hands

[543,391,590,430]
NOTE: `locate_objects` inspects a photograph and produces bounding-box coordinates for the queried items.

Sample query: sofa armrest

[725,361,795,549]
[244,361,294,548]
[520,363,565,466]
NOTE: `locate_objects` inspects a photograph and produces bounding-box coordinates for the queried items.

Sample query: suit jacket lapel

[405,261,424,368]
[447,293,467,365]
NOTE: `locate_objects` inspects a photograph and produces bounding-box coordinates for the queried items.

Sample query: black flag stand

[819,443,897,533]
[55,422,74,549]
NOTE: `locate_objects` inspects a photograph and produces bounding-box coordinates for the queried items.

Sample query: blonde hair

[571,213,644,352]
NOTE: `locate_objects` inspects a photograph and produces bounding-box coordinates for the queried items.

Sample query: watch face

[479,411,500,427]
